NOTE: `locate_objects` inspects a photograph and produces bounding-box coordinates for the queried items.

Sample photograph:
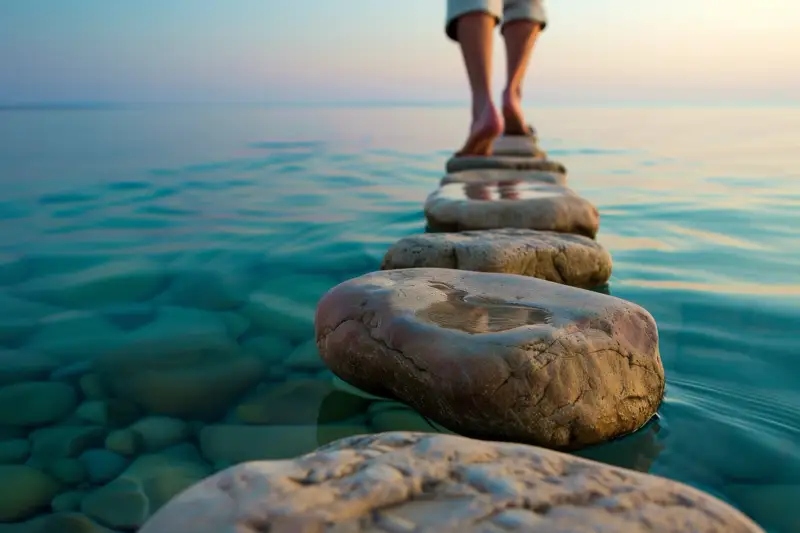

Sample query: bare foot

[456,104,503,157]
[502,88,528,136]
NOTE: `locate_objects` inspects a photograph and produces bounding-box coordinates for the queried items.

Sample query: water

[0,104,799,532]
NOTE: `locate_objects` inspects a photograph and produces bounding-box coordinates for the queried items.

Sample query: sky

[1,0,798,105]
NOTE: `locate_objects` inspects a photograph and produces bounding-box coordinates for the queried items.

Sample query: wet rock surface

[139,432,766,533]
[424,181,600,238]
[316,268,664,449]
[382,228,612,288]
[446,154,566,174]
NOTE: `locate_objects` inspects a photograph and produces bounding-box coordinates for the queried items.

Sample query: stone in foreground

[440,168,567,187]
[447,154,565,174]
[382,229,612,288]
[139,432,765,533]
[315,268,664,449]
[425,181,599,238]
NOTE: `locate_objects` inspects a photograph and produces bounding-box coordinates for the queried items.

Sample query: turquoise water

[0,104,798,532]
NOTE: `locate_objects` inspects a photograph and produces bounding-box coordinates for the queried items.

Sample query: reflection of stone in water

[416,282,553,333]
[444,182,563,202]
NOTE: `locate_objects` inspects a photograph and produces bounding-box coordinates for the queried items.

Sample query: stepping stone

[315,268,664,450]
[381,229,611,289]
[139,432,766,533]
[492,133,544,157]
[440,168,567,187]
[425,180,600,238]
[446,154,565,174]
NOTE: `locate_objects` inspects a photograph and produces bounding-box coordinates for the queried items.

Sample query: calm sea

[0,104,798,532]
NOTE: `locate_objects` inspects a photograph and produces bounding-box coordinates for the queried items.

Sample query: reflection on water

[416,281,554,333]
[0,105,798,532]
[440,180,564,201]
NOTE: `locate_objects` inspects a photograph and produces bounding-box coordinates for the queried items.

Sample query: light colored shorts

[446,0,547,41]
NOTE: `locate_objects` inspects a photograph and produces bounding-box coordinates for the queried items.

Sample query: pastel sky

[1,0,798,104]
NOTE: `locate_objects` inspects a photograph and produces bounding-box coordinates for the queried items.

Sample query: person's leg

[501,0,548,135]
[445,1,504,156]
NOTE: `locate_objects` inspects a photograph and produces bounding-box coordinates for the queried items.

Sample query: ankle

[502,85,521,103]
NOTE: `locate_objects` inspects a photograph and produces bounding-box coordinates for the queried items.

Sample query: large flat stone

[381,229,612,288]
[446,154,566,174]
[440,168,567,187]
[315,268,664,450]
[139,432,765,533]
[424,181,600,238]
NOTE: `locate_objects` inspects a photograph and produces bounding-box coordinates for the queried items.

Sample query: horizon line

[1,99,798,110]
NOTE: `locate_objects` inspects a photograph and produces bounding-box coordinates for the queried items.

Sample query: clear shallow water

[0,104,799,532]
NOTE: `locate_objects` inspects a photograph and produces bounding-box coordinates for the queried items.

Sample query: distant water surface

[0,104,798,532]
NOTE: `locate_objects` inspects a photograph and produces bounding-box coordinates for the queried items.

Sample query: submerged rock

[315,268,664,450]
[10,258,168,309]
[95,337,266,420]
[0,351,58,386]
[80,444,212,530]
[232,378,370,425]
[0,381,77,427]
[382,228,612,288]
[198,424,369,464]
[424,180,599,238]
[0,464,60,522]
[29,426,107,466]
[139,432,766,533]
[0,439,30,464]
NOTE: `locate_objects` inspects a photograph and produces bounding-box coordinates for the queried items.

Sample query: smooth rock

[284,338,324,370]
[315,268,664,450]
[79,449,129,484]
[446,154,566,174]
[239,334,293,365]
[50,360,93,381]
[0,512,123,533]
[45,457,86,485]
[81,445,212,530]
[0,439,30,464]
[139,432,766,533]
[0,381,77,427]
[75,399,141,428]
[425,181,600,238]
[129,416,190,452]
[123,306,236,354]
[95,336,266,420]
[198,424,369,464]
[29,426,106,462]
[0,465,60,522]
[26,311,125,363]
[233,378,370,425]
[79,374,107,400]
[382,228,612,288]
[0,351,58,385]
[239,292,315,343]
[441,167,566,187]
[11,258,168,309]
[104,429,142,457]
[81,478,149,530]
[51,491,87,513]
[164,269,250,311]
